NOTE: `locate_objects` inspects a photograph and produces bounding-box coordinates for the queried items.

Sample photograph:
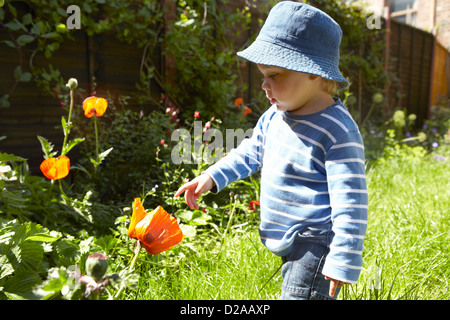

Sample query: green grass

[123,154,449,300]
[126,227,282,300]
[342,155,449,300]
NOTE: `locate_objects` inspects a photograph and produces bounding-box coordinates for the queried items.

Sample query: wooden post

[161,0,177,88]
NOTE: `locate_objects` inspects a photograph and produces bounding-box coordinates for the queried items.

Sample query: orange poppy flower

[234,97,244,107]
[82,96,108,118]
[128,198,184,255]
[249,200,260,211]
[40,156,70,180]
[243,106,252,117]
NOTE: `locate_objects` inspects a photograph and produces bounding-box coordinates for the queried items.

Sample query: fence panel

[386,19,434,125]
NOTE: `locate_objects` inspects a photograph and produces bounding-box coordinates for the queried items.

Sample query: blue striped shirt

[204,99,368,283]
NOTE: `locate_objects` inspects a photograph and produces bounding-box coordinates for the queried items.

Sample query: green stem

[68,88,74,126]
[129,241,141,270]
[94,115,99,165]
[58,179,68,199]
[61,89,74,156]
[113,241,141,300]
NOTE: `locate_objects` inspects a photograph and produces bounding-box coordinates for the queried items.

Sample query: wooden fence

[384,18,435,122]
[0,28,161,173]
[0,1,446,174]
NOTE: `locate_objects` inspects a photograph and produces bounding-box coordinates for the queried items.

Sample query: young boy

[175,1,368,300]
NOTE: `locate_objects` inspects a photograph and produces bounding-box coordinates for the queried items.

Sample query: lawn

[120,152,449,300]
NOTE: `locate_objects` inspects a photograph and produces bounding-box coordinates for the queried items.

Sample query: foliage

[1,0,448,301]
[0,0,255,129]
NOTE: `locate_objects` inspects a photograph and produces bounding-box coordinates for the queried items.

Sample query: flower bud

[56,23,67,33]
[85,253,108,282]
[66,78,78,90]
[372,92,383,104]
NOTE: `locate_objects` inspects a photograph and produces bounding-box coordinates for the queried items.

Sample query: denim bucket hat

[237,1,349,89]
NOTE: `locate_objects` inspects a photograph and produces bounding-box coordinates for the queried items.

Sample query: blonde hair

[321,78,339,95]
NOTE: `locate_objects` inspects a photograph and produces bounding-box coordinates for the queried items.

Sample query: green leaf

[31,21,47,35]
[61,116,68,136]
[12,65,32,82]
[3,271,42,299]
[37,135,57,158]
[98,147,113,162]
[55,239,80,267]
[83,2,92,14]
[62,137,85,156]
[25,233,58,243]
[2,40,16,48]
[0,190,28,208]
[16,34,34,46]
[0,152,26,162]
[20,72,32,82]
[42,32,59,39]
[15,241,44,273]
[177,210,211,226]
[22,13,32,26]
[8,3,17,18]
[56,7,67,17]
[0,95,10,107]
[0,255,14,280]
[4,21,22,31]
[13,66,21,80]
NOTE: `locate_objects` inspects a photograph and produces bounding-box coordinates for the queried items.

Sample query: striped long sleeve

[203,100,368,283]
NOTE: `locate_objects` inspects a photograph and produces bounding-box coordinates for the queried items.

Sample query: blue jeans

[280,234,340,300]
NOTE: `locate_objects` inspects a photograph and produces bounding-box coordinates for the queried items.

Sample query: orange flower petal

[134,205,184,255]
[249,200,260,211]
[234,97,244,107]
[82,96,108,118]
[243,106,252,117]
[128,198,147,239]
[40,156,70,180]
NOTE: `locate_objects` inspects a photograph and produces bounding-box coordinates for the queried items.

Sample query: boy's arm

[322,130,368,285]
[175,106,275,208]
[202,106,275,193]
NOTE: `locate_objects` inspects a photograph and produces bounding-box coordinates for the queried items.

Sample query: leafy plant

[0,218,59,299]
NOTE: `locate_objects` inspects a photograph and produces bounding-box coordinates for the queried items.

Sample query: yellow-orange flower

[128,198,184,255]
[82,96,108,118]
[40,156,70,180]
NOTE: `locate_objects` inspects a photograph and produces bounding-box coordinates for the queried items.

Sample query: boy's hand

[324,276,348,298]
[174,174,214,210]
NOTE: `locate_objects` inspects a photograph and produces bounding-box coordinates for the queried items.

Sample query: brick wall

[435,0,450,49]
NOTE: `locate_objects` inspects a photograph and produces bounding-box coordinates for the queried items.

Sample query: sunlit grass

[341,155,449,300]
[123,154,449,300]
[127,227,282,300]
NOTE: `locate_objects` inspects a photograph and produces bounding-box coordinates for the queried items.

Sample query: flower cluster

[40,79,109,181]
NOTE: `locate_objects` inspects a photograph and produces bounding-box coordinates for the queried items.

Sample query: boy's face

[257,64,328,115]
